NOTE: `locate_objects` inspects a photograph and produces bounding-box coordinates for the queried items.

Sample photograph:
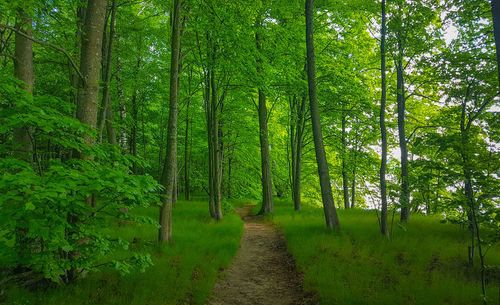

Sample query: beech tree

[305,0,340,229]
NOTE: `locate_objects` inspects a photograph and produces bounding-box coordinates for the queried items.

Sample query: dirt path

[208,205,315,305]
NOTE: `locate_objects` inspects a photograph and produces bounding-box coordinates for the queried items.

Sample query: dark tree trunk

[205,66,216,218]
[257,88,274,214]
[129,56,141,172]
[75,0,108,153]
[97,0,117,145]
[397,34,410,223]
[255,29,274,215]
[341,111,349,209]
[158,0,182,243]
[379,0,388,236]
[491,0,500,87]
[210,67,222,220]
[116,57,127,150]
[351,138,358,208]
[305,0,340,229]
[290,95,306,211]
[13,9,34,162]
[184,96,191,200]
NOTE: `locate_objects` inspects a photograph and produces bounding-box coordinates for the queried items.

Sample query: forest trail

[207,205,315,305]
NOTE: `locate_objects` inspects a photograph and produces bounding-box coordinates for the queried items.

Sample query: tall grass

[4,200,243,305]
[271,200,500,305]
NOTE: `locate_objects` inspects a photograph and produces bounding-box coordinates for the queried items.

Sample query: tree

[255,16,274,215]
[75,0,108,155]
[12,8,34,162]
[379,0,388,236]
[159,0,182,243]
[305,0,340,229]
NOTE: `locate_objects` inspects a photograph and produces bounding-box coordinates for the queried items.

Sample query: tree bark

[116,56,127,150]
[396,31,410,222]
[255,28,274,215]
[184,96,191,200]
[97,0,117,145]
[379,0,388,236]
[290,94,306,211]
[158,0,182,243]
[13,9,34,162]
[257,88,274,214]
[210,67,222,220]
[75,0,108,153]
[491,0,500,88]
[305,0,340,229]
[341,111,349,209]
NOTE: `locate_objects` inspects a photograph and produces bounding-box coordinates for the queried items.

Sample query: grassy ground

[267,200,500,305]
[4,200,243,305]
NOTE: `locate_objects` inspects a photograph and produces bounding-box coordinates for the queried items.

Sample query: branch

[0,24,85,83]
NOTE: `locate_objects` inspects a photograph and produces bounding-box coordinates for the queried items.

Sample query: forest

[0,0,499,304]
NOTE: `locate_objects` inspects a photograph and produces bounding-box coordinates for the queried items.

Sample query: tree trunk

[97,0,117,145]
[255,29,274,215]
[210,67,222,220]
[184,96,190,200]
[205,67,216,218]
[351,142,358,208]
[116,57,127,150]
[341,111,349,209]
[158,0,182,243]
[75,0,108,153]
[397,33,410,223]
[305,0,340,229]
[290,94,306,211]
[379,0,388,236]
[257,88,274,214]
[13,9,34,162]
[491,0,500,87]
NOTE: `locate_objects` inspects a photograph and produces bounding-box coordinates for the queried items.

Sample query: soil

[207,205,316,305]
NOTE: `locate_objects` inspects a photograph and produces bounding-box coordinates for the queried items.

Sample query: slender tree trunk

[129,56,141,172]
[255,30,274,215]
[379,0,388,236]
[210,67,222,220]
[75,0,108,153]
[97,0,117,144]
[13,9,34,162]
[397,33,410,222]
[341,111,349,209]
[290,96,297,205]
[491,0,500,87]
[116,57,127,150]
[184,97,191,200]
[205,67,216,218]
[305,0,340,229]
[290,94,306,211]
[158,0,182,243]
[351,142,358,208]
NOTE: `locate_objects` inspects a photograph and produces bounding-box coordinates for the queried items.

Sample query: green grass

[269,200,500,305]
[4,200,243,305]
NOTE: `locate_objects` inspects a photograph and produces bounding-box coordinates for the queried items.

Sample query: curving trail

[208,205,315,305]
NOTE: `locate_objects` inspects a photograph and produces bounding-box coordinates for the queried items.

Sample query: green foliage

[2,201,243,305]
[0,76,161,283]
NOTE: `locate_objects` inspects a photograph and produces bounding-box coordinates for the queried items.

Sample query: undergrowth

[270,200,500,305]
[3,200,243,305]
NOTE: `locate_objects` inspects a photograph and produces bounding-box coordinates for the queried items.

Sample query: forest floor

[208,204,316,305]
